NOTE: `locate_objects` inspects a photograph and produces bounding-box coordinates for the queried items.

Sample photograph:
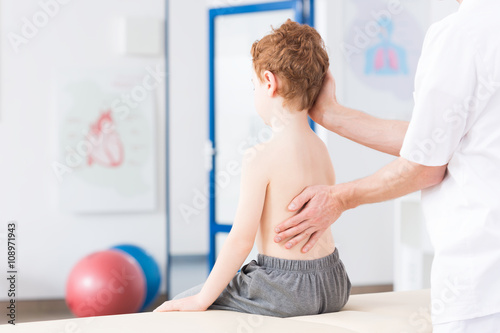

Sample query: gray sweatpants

[174,248,351,318]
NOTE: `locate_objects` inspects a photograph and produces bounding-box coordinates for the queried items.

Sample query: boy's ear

[263,70,278,97]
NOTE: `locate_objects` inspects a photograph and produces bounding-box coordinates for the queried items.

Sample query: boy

[154,19,350,318]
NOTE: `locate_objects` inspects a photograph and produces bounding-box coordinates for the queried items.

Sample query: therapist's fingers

[287,186,315,212]
[309,70,337,125]
[301,231,323,253]
[323,69,337,103]
[282,227,315,249]
[274,213,310,243]
[274,212,309,241]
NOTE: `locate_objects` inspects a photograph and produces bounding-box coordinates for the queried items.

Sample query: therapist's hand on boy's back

[273,185,344,253]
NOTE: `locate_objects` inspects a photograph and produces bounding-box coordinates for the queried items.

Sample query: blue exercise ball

[112,244,161,311]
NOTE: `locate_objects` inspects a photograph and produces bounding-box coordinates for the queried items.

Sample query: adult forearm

[274,158,446,253]
[322,103,409,157]
[337,157,446,210]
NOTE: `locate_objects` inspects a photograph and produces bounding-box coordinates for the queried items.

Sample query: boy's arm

[154,148,269,312]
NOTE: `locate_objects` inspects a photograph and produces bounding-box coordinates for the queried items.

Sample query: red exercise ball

[66,250,146,317]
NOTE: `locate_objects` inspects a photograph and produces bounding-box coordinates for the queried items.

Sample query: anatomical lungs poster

[340,0,428,121]
[54,67,159,213]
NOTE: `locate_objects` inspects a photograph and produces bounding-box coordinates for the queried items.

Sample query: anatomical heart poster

[55,67,158,213]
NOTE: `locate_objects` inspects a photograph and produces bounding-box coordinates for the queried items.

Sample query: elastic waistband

[257,248,340,272]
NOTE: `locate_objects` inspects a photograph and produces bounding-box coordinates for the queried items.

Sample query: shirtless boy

[154,19,350,317]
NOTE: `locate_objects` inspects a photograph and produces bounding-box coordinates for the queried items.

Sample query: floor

[5,256,393,324]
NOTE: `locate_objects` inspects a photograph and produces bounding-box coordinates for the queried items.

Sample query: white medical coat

[400,0,500,324]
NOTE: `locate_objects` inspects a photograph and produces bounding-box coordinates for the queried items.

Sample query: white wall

[0,0,166,300]
[431,0,461,23]
[168,0,209,255]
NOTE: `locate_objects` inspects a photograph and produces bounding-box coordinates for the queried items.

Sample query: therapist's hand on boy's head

[274,185,345,253]
[308,69,338,126]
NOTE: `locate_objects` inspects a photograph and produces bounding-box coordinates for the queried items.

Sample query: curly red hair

[251,19,329,111]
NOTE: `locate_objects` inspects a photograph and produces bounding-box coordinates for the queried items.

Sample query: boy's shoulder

[239,142,275,186]
[242,141,273,168]
[242,138,288,173]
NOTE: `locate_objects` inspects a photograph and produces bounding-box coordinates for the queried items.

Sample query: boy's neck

[268,107,312,136]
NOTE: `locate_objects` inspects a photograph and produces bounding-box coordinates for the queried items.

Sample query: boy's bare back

[254,122,336,260]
